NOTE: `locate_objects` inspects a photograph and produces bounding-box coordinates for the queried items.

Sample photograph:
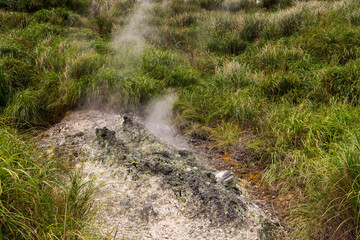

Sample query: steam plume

[112,0,153,57]
[144,93,188,149]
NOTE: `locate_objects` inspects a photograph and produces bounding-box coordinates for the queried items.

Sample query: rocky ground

[42,110,279,240]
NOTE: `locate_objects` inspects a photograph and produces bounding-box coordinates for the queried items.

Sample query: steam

[111,1,187,148]
[144,93,188,149]
[112,0,153,57]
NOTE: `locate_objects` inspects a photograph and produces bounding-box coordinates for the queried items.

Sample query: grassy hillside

[1,0,360,239]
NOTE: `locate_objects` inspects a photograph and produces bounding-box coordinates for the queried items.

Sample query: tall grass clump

[0,122,96,239]
[90,0,134,38]
[222,0,258,12]
[321,59,360,105]
[261,6,304,39]
[246,44,312,73]
[4,89,45,125]
[143,49,200,87]
[293,130,360,239]
[296,24,360,64]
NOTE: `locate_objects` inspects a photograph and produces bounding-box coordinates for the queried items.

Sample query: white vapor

[112,0,153,57]
[144,93,188,149]
[112,1,187,148]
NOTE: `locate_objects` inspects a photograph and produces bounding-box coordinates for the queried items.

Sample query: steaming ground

[39,1,277,238]
[42,110,277,239]
[144,93,188,149]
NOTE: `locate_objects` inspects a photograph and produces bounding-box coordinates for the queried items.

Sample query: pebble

[215,170,237,188]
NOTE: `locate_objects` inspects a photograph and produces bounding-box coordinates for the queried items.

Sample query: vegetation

[1,0,360,239]
[0,121,96,239]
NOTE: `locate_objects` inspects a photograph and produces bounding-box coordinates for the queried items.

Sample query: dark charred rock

[178,149,190,158]
[140,203,157,222]
[95,127,115,140]
[123,116,133,125]
[90,127,128,164]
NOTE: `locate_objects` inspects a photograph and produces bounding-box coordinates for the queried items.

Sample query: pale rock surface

[42,110,278,240]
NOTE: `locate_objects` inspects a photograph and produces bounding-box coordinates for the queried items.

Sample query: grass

[0,121,96,239]
[2,0,360,239]
[166,0,360,238]
[0,0,90,13]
